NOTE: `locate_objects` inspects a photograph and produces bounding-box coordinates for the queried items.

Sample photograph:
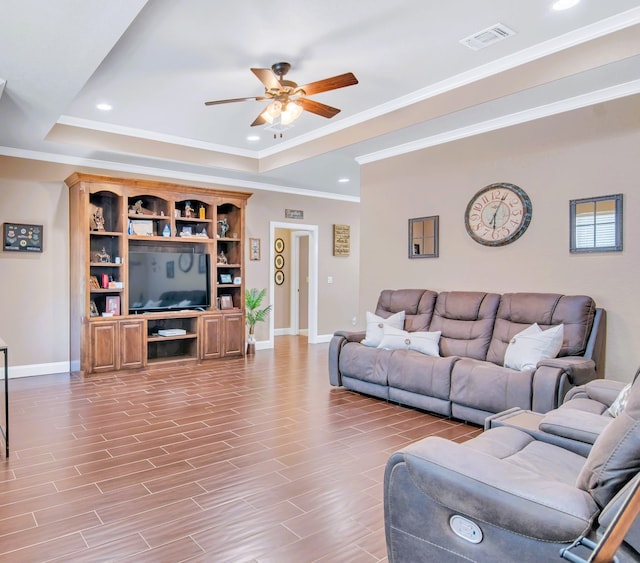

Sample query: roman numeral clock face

[464,183,532,246]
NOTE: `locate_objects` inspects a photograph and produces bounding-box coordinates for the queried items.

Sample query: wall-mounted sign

[333,224,350,257]
[3,223,43,252]
[285,209,304,220]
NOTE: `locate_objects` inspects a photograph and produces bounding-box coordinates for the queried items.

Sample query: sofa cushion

[504,323,564,371]
[361,310,405,347]
[428,291,501,360]
[451,359,533,414]
[576,377,640,508]
[338,342,394,386]
[375,289,437,332]
[378,325,441,356]
[486,293,595,366]
[387,352,454,400]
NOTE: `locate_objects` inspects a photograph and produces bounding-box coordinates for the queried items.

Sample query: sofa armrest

[328,331,365,386]
[389,435,598,541]
[532,358,597,413]
[539,409,612,445]
[564,379,627,406]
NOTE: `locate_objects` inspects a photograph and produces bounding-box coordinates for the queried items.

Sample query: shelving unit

[67,173,251,376]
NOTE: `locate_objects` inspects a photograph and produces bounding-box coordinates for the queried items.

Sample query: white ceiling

[1,0,639,200]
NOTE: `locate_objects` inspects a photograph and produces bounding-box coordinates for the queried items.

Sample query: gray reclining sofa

[329,289,606,424]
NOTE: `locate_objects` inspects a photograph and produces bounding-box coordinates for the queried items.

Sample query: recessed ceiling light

[338,178,350,184]
[552,0,580,11]
[96,103,112,111]
[246,135,260,141]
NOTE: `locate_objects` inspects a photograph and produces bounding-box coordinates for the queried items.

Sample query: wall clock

[464,183,532,247]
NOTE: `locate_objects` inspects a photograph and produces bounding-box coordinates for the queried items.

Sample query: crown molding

[356,80,640,165]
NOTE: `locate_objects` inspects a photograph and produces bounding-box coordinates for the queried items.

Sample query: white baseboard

[5,361,71,379]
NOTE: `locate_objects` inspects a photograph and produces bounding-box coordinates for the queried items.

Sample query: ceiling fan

[204,62,358,127]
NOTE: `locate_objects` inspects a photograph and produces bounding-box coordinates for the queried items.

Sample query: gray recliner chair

[384,375,640,562]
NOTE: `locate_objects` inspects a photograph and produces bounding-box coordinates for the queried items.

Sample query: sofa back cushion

[576,376,640,508]
[486,293,596,366]
[428,291,501,360]
[375,289,438,332]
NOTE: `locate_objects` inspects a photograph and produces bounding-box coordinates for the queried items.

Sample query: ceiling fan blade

[250,110,267,127]
[298,72,358,96]
[298,98,341,119]
[205,96,267,106]
[251,68,281,90]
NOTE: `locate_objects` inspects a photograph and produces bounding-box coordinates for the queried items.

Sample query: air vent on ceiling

[460,23,516,51]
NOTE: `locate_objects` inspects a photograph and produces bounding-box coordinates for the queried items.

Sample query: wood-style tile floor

[0,336,482,562]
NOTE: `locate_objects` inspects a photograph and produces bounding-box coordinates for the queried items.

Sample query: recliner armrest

[539,409,612,445]
[564,379,627,406]
[536,357,596,386]
[333,330,365,342]
[328,331,366,386]
[391,433,598,541]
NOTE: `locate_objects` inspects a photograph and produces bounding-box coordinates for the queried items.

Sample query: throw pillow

[608,383,632,417]
[361,310,405,347]
[503,323,564,371]
[377,325,441,357]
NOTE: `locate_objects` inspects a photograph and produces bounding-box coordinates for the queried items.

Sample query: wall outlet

[327,276,333,284]
[351,317,357,325]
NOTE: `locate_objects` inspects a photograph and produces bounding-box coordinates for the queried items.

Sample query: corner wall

[359,97,640,381]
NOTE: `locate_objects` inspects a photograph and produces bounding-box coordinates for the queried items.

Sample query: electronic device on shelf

[157,328,187,337]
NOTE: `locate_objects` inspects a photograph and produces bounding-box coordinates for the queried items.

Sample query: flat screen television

[128,250,210,313]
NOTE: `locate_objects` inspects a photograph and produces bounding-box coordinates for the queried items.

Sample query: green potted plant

[245,288,272,354]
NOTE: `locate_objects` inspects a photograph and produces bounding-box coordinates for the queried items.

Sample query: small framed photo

[249,237,261,261]
[180,225,193,237]
[89,300,99,317]
[89,275,101,290]
[105,295,120,316]
[219,273,233,284]
[220,295,234,310]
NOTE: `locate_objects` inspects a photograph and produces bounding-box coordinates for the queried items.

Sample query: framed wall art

[249,237,261,261]
[3,223,43,252]
[333,224,350,256]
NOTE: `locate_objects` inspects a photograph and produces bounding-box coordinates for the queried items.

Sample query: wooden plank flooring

[0,336,482,562]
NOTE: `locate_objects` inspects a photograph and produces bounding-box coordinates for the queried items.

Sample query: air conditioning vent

[460,23,516,51]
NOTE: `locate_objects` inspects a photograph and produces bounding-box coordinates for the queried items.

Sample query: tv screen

[128,250,210,313]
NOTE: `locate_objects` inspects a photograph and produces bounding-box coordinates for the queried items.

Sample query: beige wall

[245,190,361,342]
[359,97,640,382]
[0,165,360,373]
[0,178,70,371]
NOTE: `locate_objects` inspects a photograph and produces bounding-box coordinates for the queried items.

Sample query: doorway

[269,221,318,348]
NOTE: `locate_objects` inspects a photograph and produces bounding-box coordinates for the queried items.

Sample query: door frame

[269,221,318,347]
[290,231,310,335]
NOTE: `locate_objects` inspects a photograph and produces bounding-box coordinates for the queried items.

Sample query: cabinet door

[201,315,222,359]
[119,319,145,369]
[89,321,118,372]
[223,313,244,357]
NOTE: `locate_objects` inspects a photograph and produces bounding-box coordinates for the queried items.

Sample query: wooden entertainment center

[66,173,251,376]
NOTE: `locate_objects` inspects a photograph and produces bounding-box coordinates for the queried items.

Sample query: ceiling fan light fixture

[280,101,303,125]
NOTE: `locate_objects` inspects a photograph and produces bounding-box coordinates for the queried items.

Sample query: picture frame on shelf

[105,295,120,316]
[89,300,99,317]
[89,275,101,290]
[249,237,261,261]
[220,295,234,310]
[219,273,233,284]
[233,276,242,285]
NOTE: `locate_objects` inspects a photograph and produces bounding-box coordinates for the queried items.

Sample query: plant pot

[246,332,256,355]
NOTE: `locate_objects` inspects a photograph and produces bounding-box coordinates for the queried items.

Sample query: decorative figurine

[184,201,194,218]
[92,207,105,231]
[217,218,229,238]
[217,250,228,265]
[95,247,111,263]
